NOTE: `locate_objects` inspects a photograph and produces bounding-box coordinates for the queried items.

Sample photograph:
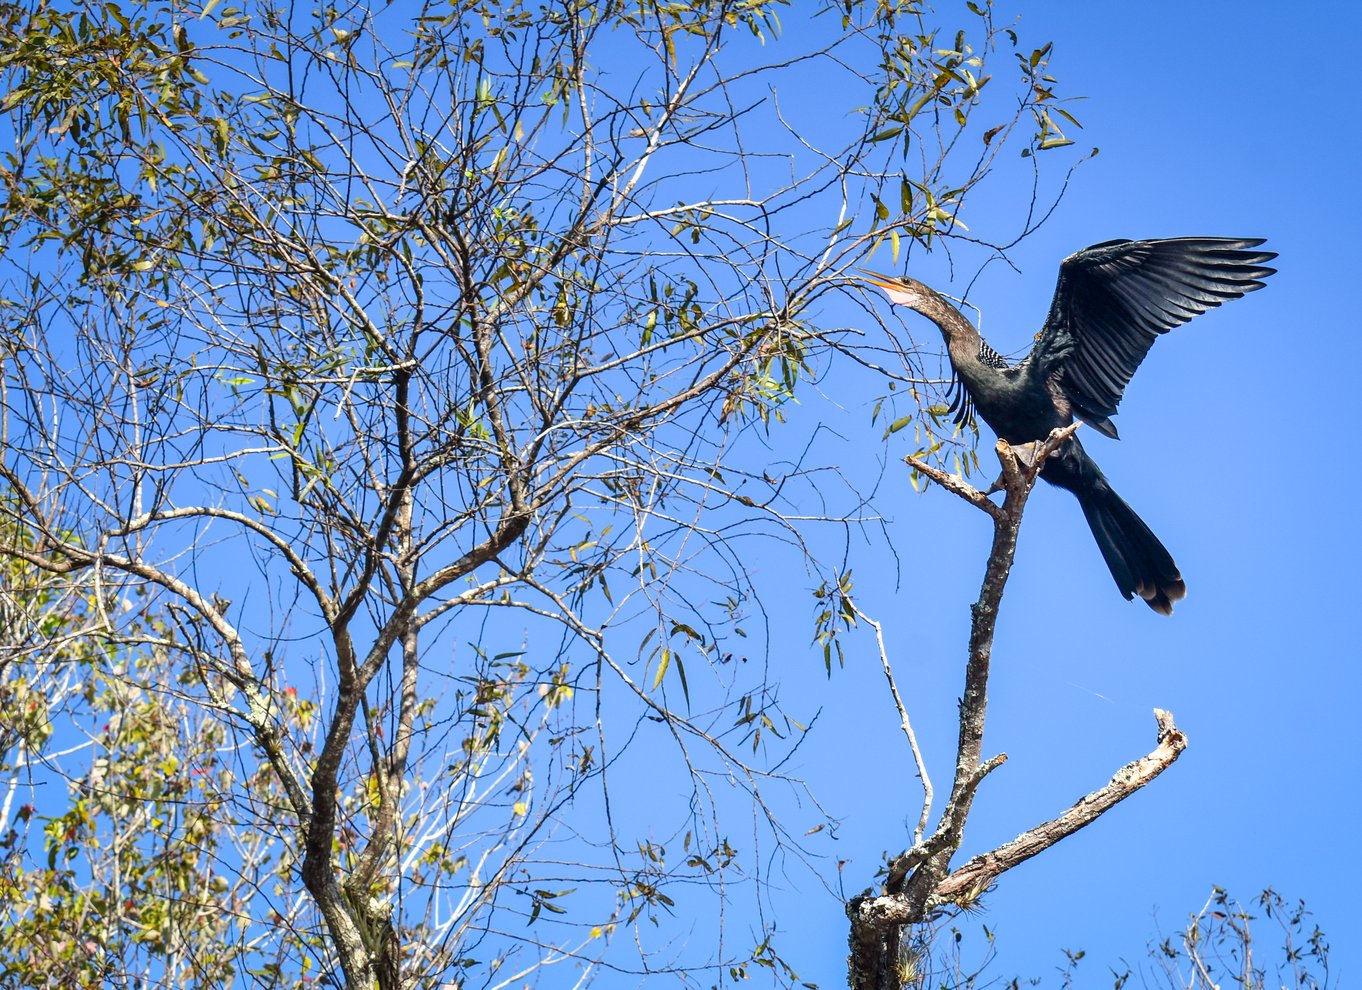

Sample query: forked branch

[846,425,1187,990]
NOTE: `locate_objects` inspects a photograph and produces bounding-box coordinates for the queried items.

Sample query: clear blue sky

[758,1,1360,984]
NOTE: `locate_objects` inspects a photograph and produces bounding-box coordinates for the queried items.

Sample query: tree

[0,1,1084,987]
[844,430,1187,990]
[1041,887,1333,990]
[1144,888,1332,990]
[0,535,293,987]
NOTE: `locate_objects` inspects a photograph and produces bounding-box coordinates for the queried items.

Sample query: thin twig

[850,600,933,845]
[902,453,1001,519]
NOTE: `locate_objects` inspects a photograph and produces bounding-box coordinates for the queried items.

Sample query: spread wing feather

[1041,237,1276,429]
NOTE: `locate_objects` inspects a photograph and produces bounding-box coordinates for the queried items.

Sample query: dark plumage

[862,237,1277,614]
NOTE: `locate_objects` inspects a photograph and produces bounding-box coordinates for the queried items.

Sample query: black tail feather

[1078,485,1186,615]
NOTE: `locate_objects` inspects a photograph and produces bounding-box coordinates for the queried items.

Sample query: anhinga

[862,237,1277,614]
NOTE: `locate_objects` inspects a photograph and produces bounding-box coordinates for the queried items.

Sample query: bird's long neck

[912,289,997,372]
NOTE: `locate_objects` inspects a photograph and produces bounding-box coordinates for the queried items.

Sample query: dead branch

[848,424,1185,990]
[931,709,1186,906]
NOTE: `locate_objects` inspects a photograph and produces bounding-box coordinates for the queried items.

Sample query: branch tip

[1153,707,1185,749]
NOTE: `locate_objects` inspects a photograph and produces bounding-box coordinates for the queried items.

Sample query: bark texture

[846,428,1187,990]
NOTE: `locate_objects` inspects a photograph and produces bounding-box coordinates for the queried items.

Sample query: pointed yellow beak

[855,269,906,291]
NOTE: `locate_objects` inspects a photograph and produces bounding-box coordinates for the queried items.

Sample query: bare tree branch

[932,708,1187,906]
[848,424,1185,990]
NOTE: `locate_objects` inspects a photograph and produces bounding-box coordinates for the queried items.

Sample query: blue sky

[756,1,1361,983]
[4,2,1354,985]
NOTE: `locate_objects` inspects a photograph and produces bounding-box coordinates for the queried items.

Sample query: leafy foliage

[1143,887,1331,990]
[0,1,1078,986]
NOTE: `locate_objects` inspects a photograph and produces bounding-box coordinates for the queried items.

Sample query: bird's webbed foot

[986,440,1047,494]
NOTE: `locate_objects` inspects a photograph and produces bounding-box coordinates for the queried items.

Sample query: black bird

[861,237,1277,614]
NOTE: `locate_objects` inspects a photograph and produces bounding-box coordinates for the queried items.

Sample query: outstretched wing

[1041,237,1276,436]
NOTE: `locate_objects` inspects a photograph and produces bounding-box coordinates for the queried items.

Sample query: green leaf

[669,622,702,643]
[1051,106,1083,127]
[652,648,670,690]
[674,652,690,705]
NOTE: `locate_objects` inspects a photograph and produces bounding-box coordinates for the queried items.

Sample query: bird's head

[856,270,937,313]
[857,269,977,346]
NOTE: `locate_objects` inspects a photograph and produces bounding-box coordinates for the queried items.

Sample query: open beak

[855,269,906,290]
[856,269,924,309]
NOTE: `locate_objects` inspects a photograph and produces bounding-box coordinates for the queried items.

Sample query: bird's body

[862,237,1277,614]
